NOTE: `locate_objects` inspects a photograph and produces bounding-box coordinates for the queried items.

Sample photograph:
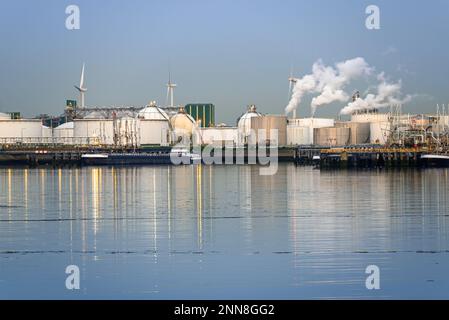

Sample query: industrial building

[185,103,215,128]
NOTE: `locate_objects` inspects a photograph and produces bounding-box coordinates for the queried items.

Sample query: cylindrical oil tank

[195,127,239,146]
[313,127,350,146]
[139,120,170,146]
[42,126,52,138]
[287,125,311,145]
[369,121,391,144]
[73,119,114,145]
[250,115,287,145]
[0,112,11,120]
[351,112,389,123]
[295,118,335,144]
[53,122,74,138]
[335,121,370,144]
[0,119,43,138]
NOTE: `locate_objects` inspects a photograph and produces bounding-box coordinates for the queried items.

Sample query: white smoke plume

[339,72,412,115]
[285,57,372,116]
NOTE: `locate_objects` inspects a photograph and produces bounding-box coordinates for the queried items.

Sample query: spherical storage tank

[170,106,196,144]
[237,105,262,145]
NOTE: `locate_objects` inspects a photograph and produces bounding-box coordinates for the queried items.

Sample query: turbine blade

[80,63,85,88]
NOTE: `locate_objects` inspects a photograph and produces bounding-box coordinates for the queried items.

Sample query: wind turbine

[166,72,177,108]
[74,63,87,108]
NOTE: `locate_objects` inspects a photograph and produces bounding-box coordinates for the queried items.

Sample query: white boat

[81,153,109,159]
[421,154,449,167]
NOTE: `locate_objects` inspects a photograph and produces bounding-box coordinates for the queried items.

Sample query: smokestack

[285,57,372,116]
[352,91,360,102]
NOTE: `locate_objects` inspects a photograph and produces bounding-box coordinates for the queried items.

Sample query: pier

[317,146,427,169]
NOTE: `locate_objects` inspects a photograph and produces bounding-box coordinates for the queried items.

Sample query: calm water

[0,164,449,299]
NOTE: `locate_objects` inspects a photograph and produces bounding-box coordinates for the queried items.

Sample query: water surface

[0,164,448,299]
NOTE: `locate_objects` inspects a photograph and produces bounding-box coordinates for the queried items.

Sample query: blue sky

[0,0,448,124]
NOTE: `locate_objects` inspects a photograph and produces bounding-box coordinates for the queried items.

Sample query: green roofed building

[185,103,215,127]
[66,100,77,108]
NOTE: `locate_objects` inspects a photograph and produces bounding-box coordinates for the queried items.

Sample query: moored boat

[421,154,449,167]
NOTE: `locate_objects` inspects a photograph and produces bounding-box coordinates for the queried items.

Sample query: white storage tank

[170,107,196,144]
[237,105,262,145]
[250,115,287,146]
[335,121,370,144]
[0,118,43,139]
[287,125,310,145]
[194,127,239,146]
[289,118,334,145]
[138,103,170,146]
[0,112,11,120]
[73,119,114,145]
[351,112,390,123]
[314,127,350,146]
[42,125,52,138]
[369,121,391,144]
[53,122,74,138]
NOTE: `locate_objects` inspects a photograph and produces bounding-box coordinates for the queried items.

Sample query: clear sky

[0,0,448,124]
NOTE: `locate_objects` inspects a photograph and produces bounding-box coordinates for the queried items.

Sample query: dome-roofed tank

[0,112,11,120]
[84,111,107,119]
[138,101,169,121]
[237,104,262,144]
[53,121,74,138]
[170,106,196,134]
[55,121,74,129]
[170,106,196,143]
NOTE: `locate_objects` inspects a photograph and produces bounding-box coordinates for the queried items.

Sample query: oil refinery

[1,64,449,167]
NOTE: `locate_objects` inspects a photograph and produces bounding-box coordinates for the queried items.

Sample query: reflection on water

[0,164,449,299]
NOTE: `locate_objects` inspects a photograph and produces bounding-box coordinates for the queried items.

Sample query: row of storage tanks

[0,107,171,146]
[2,105,447,147]
[214,108,392,147]
[0,112,52,140]
[0,105,287,147]
[194,107,392,147]
[286,113,392,146]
